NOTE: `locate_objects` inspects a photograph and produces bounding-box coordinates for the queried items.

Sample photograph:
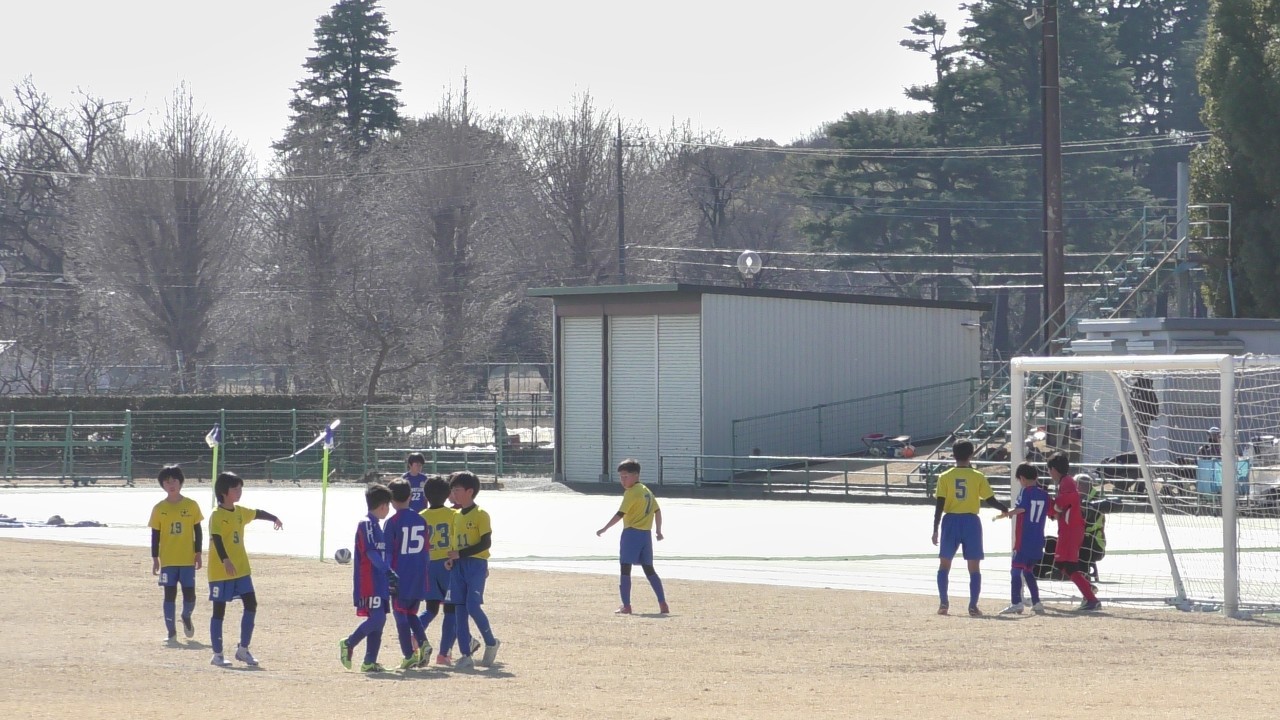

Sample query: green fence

[0,403,554,486]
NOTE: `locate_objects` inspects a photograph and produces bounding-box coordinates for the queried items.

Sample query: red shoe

[614,605,632,614]
[659,602,670,614]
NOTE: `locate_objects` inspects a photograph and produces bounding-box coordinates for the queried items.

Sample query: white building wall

[699,294,981,463]
[561,317,604,482]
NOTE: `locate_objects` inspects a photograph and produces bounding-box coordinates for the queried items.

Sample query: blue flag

[323,425,335,451]
[205,425,221,448]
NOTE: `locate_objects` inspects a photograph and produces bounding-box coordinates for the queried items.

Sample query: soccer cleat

[968,606,984,617]
[360,662,386,672]
[434,654,452,666]
[182,615,195,639]
[937,604,949,616]
[399,654,419,670]
[614,605,632,615]
[414,643,434,668]
[210,653,233,667]
[165,634,181,647]
[1076,600,1103,612]
[454,654,475,670]
[479,639,501,667]
[659,602,670,614]
[1031,602,1046,614]
[339,638,353,670]
[470,638,481,655]
[999,603,1025,615]
[234,644,259,666]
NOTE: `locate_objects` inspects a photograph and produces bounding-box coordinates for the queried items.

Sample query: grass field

[2,537,1278,719]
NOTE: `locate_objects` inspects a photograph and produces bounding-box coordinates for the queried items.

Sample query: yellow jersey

[208,504,257,581]
[148,496,203,567]
[420,506,457,561]
[454,505,492,560]
[619,482,659,530]
[936,466,993,514]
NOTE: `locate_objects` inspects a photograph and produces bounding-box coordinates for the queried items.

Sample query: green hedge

[0,394,399,412]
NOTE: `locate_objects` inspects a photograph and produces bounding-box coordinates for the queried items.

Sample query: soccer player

[403,452,429,513]
[207,471,283,667]
[148,464,203,644]
[1046,452,1102,611]
[931,440,1009,616]
[384,478,432,669]
[596,458,668,615]
[994,463,1049,615]
[447,471,500,669]
[418,475,477,666]
[339,483,397,673]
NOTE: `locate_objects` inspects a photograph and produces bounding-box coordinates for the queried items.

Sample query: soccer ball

[334,548,352,564]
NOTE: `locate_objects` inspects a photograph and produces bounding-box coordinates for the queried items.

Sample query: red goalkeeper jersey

[1051,476,1085,562]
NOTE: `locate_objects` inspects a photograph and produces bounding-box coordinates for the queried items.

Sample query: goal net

[1010,354,1280,616]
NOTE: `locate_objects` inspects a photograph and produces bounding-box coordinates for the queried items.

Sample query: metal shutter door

[657,315,701,485]
[562,317,604,482]
[609,316,658,481]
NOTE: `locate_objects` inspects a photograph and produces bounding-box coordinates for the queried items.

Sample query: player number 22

[400,526,425,555]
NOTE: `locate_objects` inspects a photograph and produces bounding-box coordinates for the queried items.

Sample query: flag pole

[320,441,330,561]
[210,442,220,508]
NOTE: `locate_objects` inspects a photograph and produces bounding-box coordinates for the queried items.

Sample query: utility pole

[616,119,626,284]
[1040,0,1066,355]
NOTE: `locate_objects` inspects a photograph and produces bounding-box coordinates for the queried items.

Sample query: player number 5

[955,478,967,499]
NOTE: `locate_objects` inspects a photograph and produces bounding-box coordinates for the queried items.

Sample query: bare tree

[72,89,255,393]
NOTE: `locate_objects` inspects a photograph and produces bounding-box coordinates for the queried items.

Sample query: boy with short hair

[403,452,429,513]
[931,441,1008,616]
[148,464,203,644]
[1046,452,1102,611]
[207,471,284,667]
[447,471,500,669]
[596,458,668,615]
[994,463,1049,615]
[418,476,477,666]
[340,483,397,672]
[385,478,432,669]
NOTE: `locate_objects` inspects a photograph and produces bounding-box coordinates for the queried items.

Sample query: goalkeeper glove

[387,570,399,597]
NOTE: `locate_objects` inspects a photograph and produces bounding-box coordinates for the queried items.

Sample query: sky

[1,1,971,164]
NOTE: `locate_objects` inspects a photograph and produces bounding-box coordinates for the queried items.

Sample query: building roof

[527,283,988,312]
[1078,318,1280,333]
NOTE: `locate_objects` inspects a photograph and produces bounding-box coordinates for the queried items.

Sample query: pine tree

[277,0,401,153]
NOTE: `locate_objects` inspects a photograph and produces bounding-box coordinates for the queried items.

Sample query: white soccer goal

[1010,354,1280,617]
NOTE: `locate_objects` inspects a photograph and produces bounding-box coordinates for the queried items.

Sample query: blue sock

[239,612,255,649]
[408,613,426,647]
[365,630,383,665]
[210,616,224,655]
[937,569,949,605]
[440,608,457,656]
[355,608,386,664]
[419,605,438,630]
[620,576,633,606]
[163,600,176,637]
[1023,571,1041,604]
[646,574,667,605]
[969,572,981,608]
[181,598,195,622]
[1010,569,1023,604]
[394,613,414,658]
[467,601,496,646]
[454,606,472,656]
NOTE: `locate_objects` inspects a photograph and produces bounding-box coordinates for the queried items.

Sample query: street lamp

[1027,1,1066,355]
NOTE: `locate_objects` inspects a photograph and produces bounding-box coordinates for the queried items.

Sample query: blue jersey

[403,472,429,513]
[353,513,391,606]
[1014,485,1050,556]
[384,507,429,603]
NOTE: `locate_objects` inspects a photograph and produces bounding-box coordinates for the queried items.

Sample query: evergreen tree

[1191,0,1280,317]
[277,0,402,153]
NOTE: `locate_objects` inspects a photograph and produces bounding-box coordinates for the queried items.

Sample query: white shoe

[1031,602,1046,614]
[999,603,1025,615]
[479,639,501,667]
[234,644,259,666]
[470,638,481,655]
[210,653,233,667]
[455,654,475,670]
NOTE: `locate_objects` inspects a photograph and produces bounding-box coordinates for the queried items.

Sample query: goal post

[1009,354,1280,617]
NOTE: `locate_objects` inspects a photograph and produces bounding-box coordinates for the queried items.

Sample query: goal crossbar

[1010,353,1265,616]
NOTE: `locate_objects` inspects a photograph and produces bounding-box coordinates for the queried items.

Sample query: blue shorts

[939,514,984,561]
[1012,548,1044,571]
[208,576,255,603]
[158,566,196,588]
[449,557,488,607]
[619,527,654,566]
[426,558,452,602]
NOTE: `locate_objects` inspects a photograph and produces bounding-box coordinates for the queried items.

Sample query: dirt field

[1,538,1276,719]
